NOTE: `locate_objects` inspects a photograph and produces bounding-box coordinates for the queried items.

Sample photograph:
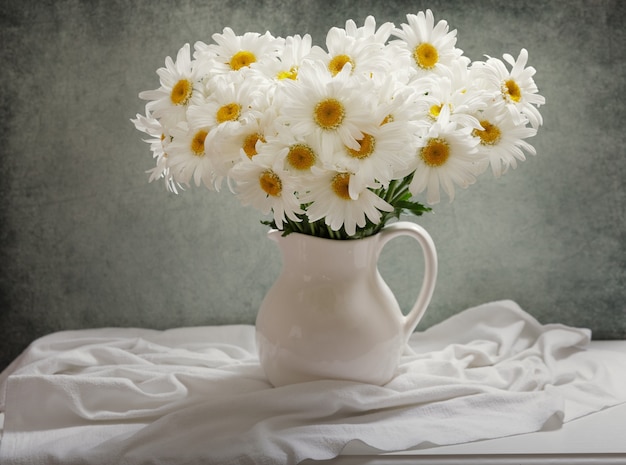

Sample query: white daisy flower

[392,10,463,78]
[277,61,379,156]
[332,118,414,198]
[308,18,392,78]
[472,48,545,129]
[131,113,181,193]
[415,58,487,131]
[472,106,538,177]
[409,106,483,204]
[300,169,393,236]
[187,73,264,131]
[257,128,323,175]
[203,27,284,75]
[165,122,218,190]
[229,155,304,229]
[132,112,168,161]
[138,43,204,128]
[217,105,279,173]
[253,34,313,83]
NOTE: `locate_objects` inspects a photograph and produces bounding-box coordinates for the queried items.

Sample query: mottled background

[1,0,624,371]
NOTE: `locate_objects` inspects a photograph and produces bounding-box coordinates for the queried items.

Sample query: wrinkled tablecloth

[1,300,625,464]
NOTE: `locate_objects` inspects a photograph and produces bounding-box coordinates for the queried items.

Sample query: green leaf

[394,200,432,217]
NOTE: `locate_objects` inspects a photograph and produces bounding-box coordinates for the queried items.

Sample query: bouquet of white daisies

[133,10,544,239]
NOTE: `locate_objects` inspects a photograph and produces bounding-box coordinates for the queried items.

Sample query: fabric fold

[1,300,625,465]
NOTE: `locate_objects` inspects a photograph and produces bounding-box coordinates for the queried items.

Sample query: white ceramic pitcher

[256,221,438,386]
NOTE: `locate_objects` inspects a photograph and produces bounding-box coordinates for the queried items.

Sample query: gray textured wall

[1,0,624,371]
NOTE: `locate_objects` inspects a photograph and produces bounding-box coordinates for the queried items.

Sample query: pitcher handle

[377,221,438,340]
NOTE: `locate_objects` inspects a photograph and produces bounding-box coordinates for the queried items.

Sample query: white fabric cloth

[1,300,625,464]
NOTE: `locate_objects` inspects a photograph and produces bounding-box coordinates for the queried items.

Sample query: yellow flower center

[502,79,522,103]
[314,98,345,130]
[420,138,450,167]
[380,114,394,125]
[346,133,375,159]
[170,79,193,105]
[429,104,443,119]
[259,170,282,197]
[287,144,316,170]
[328,54,354,76]
[473,120,502,145]
[230,50,256,71]
[277,66,298,80]
[413,43,439,70]
[331,172,352,200]
[191,130,208,157]
[429,103,453,119]
[243,133,265,158]
[216,103,241,123]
